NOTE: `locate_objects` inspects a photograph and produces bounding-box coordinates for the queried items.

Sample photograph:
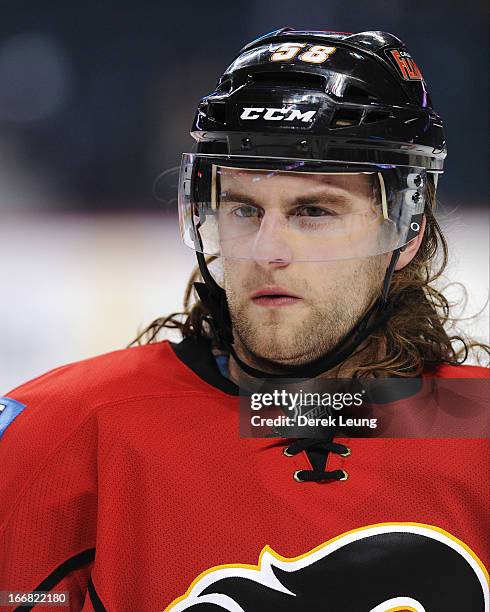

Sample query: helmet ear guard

[402,212,425,246]
[400,170,439,251]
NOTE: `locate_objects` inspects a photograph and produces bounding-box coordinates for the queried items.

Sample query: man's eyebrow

[219,191,261,207]
[292,192,352,207]
[219,189,352,208]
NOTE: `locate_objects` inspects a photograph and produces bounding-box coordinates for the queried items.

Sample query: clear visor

[178,153,427,262]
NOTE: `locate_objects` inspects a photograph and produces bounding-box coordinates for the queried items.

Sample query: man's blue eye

[234,205,262,218]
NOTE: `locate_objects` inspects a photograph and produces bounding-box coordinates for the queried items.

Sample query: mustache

[235,272,310,295]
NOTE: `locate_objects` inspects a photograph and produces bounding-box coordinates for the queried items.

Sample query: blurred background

[1,0,488,391]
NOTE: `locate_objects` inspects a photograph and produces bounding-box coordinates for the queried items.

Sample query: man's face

[217,167,389,368]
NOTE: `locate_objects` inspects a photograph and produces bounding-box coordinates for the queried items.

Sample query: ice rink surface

[1,208,488,392]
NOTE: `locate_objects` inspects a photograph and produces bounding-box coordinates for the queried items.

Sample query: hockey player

[1,29,489,611]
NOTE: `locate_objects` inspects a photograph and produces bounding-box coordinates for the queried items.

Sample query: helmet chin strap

[193,249,401,379]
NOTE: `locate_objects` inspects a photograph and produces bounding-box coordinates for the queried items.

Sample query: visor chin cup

[178,153,427,263]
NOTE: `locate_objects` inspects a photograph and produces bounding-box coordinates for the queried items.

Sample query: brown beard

[224,256,386,372]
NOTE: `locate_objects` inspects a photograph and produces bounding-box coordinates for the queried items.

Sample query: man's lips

[250,286,302,307]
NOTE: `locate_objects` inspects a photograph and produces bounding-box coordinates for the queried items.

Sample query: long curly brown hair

[131,183,489,377]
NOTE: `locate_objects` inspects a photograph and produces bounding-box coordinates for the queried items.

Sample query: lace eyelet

[339,470,349,481]
[293,470,304,482]
[283,447,294,457]
[340,447,351,457]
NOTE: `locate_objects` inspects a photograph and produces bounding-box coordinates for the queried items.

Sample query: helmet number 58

[299,45,336,64]
[270,43,336,64]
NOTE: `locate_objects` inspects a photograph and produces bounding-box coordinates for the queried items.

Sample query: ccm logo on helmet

[240,106,317,123]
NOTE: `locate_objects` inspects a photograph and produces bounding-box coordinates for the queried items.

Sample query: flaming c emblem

[166,523,488,611]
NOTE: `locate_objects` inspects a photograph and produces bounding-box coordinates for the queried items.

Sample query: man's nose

[251,210,292,268]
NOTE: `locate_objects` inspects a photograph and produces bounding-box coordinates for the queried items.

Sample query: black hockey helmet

[192,28,446,171]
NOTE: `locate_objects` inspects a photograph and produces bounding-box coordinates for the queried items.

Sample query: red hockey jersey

[0,337,489,611]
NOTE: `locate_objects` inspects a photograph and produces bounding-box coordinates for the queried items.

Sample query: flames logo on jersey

[166,523,489,611]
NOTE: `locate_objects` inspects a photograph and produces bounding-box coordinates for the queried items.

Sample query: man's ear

[395,214,427,271]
